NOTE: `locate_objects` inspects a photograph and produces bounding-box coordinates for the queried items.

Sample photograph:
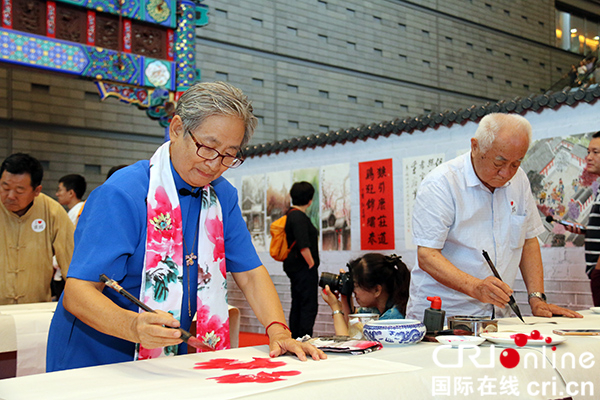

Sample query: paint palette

[480,332,567,346]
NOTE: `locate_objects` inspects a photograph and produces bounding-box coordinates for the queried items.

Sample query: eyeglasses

[187,129,244,168]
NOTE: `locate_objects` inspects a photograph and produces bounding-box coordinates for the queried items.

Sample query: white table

[0,302,240,379]
[1,311,599,399]
[0,302,57,378]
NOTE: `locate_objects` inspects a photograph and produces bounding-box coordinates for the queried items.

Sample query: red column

[122,18,132,53]
[86,10,95,46]
[2,0,13,29]
[46,1,56,38]
[166,29,174,61]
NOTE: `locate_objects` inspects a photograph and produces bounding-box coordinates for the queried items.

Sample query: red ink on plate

[511,333,528,347]
[510,330,546,346]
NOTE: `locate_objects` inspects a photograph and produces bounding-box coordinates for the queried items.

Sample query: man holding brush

[406,113,581,321]
[47,82,325,372]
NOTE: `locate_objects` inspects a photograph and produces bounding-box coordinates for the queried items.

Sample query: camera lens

[319,272,340,291]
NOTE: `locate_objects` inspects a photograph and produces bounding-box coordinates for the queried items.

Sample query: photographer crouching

[320,253,410,336]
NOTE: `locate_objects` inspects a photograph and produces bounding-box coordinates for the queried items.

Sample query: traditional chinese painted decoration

[145,87,175,127]
[0,29,89,72]
[69,0,175,27]
[194,1,207,26]
[145,59,170,87]
[359,158,395,250]
[1,29,175,90]
[147,0,170,23]
[175,0,196,97]
[0,0,205,127]
[96,81,150,106]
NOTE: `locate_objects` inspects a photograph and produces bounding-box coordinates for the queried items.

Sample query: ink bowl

[362,319,426,345]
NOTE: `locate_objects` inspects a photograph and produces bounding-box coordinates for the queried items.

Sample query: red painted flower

[195,299,230,351]
[146,186,183,267]
[206,215,226,278]
[147,186,182,243]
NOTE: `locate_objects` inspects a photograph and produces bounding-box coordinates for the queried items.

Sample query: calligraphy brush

[99,274,213,351]
[481,251,525,324]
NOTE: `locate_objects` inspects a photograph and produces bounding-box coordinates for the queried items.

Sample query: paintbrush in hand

[481,251,525,324]
[99,274,213,351]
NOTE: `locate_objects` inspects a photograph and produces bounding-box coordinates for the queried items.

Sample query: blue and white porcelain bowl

[362,319,426,345]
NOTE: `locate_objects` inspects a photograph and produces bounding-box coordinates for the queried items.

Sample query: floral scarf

[135,142,229,360]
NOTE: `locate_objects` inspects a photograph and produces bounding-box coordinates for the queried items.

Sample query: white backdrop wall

[225,101,600,336]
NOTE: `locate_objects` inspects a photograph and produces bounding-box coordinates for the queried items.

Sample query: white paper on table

[6,310,55,377]
[0,346,422,400]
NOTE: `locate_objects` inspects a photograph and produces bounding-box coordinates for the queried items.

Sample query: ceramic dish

[363,319,426,345]
[435,335,485,347]
[590,307,600,314]
[480,332,566,346]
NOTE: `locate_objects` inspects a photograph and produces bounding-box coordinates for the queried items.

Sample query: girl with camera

[321,253,410,336]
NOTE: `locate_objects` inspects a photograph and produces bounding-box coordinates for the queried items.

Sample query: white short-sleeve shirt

[406,152,544,320]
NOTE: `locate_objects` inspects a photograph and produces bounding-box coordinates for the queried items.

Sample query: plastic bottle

[423,296,445,332]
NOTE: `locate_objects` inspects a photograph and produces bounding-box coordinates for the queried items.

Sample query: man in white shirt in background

[53,174,87,298]
[56,174,86,226]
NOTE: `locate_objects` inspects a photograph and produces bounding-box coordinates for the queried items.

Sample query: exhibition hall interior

[1,1,600,399]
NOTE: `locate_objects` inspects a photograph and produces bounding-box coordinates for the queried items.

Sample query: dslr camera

[319,269,353,297]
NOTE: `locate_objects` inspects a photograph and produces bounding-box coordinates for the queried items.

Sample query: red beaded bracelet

[264,321,290,337]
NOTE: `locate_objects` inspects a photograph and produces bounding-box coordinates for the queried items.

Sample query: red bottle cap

[427,296,442,310]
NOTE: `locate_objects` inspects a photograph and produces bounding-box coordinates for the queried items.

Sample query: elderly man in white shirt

[406,113,582,321]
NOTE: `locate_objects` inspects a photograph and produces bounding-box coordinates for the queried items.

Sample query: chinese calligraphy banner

[359,158,394,250]
[403,153,445,250]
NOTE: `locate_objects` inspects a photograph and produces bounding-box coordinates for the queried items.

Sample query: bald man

[407,113,581,321]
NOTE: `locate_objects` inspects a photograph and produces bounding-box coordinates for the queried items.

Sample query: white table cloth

[1,311,599,399]
[0,302,240,378]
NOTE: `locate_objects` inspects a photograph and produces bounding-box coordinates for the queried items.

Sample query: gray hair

[474,113,532,153]
[175,81,258,148]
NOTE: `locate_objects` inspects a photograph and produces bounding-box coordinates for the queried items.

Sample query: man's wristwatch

[528,292,547,302]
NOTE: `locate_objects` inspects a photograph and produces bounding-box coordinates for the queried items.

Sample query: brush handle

[480,252,525,322]
[99,274,200,346]
[99,274,154,313]
[481,251,501,280]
